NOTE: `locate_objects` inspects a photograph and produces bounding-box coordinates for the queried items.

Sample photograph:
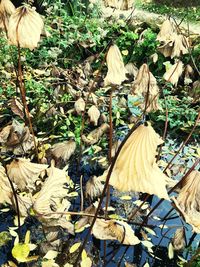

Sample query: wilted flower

[131,64,160,112]
[8,5,44,50]
[157,19,189,58]
[172,170,200,233]
[0,0,15,31]
[104,44,127,86]
[163,60,184,86]
[106,123,170,200]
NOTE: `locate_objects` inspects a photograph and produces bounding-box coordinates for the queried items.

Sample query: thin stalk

[80,175,84,211]
[103,88,114,266]
[17,46,39,160]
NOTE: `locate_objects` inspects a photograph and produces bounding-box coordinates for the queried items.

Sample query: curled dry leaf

[0,0,15,30]
[87,105,100,126]
[131,64,160,112]
[74,97,85,115]
[92,219,140,245]
[163,60,184,86]
[50,140,76,162]
[156,19,189,58]
[85,176,104,200]
[0,165,12,205]
[82,123,109,145]
[33,165,74,234]
[0,120,35,155]
[104,123,170,200]
[8,5,44,50]
[104,44,127,86]
[172,170,200,233]
[7,158,48,192]
[171,228,186,251]
[8,98,24,119]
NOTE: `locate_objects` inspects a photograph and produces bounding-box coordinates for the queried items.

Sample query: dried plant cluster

[157,19,189,58]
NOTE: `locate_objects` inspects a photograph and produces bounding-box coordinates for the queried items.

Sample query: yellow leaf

[12,243,30,262]
[168,242,174,259]
[108,214,120,219]
[69,242,81,253]
[122,50,129,56]
[8,261,18,267]
[120,195,132,200]
[141,240,153,248]
[25,230,30,244]
[81,250,87,260]
[44,250,58,260]
[81,257,92,267]
[67,191,78,197]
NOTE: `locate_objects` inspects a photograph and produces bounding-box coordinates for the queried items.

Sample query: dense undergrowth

[0,0,200,266]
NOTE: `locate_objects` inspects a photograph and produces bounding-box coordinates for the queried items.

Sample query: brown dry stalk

[17,46,39,160]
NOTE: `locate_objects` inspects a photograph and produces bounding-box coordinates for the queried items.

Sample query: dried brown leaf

[131,64,160,112]
[9,98,24,119]
[172,170,200,233]
[105,123,170,200]
[163,60,184,86]
[74,97,85,115]
[104,44,127,86]
[171,228,186,251]
[85,176,104,200]
[87,105,100,126]
[7,158,48,192]
[8,5,44,50]
[92,219,140,245]
[82,123,109,145]
[50,140,76,162]
[0,165,12,205]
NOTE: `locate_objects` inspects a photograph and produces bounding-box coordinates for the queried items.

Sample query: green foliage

[150,91,199,136]
[136,1,200,21]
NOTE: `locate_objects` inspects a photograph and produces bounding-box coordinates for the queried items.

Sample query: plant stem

[17,46,39,161]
